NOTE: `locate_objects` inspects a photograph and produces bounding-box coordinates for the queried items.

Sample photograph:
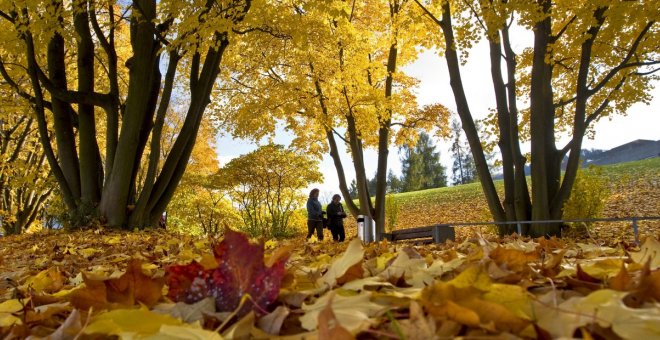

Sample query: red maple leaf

[166,230,288,316]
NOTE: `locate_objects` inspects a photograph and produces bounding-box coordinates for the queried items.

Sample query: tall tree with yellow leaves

[216,0,448,237]
[165,114,240,235]
[0,0,252,228]
[415,0,659,236]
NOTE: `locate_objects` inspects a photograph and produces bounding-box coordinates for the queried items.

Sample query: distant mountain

[492,139,659,179]
[585,139,660,166]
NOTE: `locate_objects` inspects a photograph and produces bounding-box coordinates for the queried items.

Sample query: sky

[215,40,660,198]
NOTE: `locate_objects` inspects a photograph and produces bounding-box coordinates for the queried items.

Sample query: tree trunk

[501,25,531,230]
[374,41,398,239]
[528,0,560,237]
[346,114,374,216]
[47,32,81,207]
[487,35,517,235]
[308,61,360,217]
[99,0,159,227]
[439,2,506,223]
[74,4,102,206]
[550,6,607,220]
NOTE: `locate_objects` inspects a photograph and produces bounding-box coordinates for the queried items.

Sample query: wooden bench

[383,224,455,243]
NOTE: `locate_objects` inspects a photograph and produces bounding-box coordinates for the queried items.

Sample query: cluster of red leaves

[166,230,289,316]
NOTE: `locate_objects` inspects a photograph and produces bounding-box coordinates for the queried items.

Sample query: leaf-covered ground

[343,158,660,244]
[1,228,660,339]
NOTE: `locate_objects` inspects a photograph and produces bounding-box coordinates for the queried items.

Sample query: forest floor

[1,227,659,339]
[0,159,658,339]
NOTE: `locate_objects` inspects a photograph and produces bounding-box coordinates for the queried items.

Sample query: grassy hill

[343,157,659,243]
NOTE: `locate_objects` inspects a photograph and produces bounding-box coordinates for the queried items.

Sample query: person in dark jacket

[306,188,324,240]
[326,194,347,242]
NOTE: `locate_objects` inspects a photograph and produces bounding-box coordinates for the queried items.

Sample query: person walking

[326,194,347,242]
[306,188,324,240]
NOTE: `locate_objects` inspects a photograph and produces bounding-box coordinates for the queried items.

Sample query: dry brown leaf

[489,247,539,274]
[396,301,436,340]
[106,259,164,307]
[607,263,633,291]
[68,259,164,310]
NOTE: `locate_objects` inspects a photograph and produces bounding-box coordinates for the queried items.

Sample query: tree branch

[413,0,442,27]
[35,67,112,108]
[0,58,54,112]
[587,21,656,96]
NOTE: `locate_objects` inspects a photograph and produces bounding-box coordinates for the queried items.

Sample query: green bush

[563,165,610,233]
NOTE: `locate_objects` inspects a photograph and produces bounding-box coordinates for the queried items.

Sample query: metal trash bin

[357,215,375,243]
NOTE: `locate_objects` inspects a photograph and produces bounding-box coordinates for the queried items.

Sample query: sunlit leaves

[220,144,322,238]
[2,228,660,338]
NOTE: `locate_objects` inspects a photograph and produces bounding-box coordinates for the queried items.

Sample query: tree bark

[374,41,398,239]
[528,0,560,237]
[487,34,517,235]
[47,32,81,205]
[74,3,102,206]
[99,0,159,227]
[550,6,607,220]
[439,2,506,223]
[501,24,531,229]
[346,114,374,216]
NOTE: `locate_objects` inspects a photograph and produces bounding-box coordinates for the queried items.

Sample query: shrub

[385,194,400,232]
[563,165,610,233]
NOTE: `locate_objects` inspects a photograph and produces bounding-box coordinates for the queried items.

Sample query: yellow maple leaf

[0,313,21,327]
[21,267,65,293]
[0,299,27,313]
[318,238,364,288]
[84,307,184,337]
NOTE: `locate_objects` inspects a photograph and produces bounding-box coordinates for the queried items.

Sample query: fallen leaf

[608,263,633,291]
[105,259,165,307]
[144,324,223,340]
[257,306,289,335]
[68,259,164,310]
[489,246,539,274]
[629,237,660,269]
[378,249,426,287]
[420,282,481,327]
[83,307,186,337]
[0,299,27,313]
[152,297,216,323]
[317,238,364,288]
[25,302,71,323]
[317,293,354,340]
[222,311,254,339]
[167,230,288,316]
[21,267,65,293]
[300,290,383,333]
[396,301,436,340]
[26,309,82,340]
[0,313,22,327]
